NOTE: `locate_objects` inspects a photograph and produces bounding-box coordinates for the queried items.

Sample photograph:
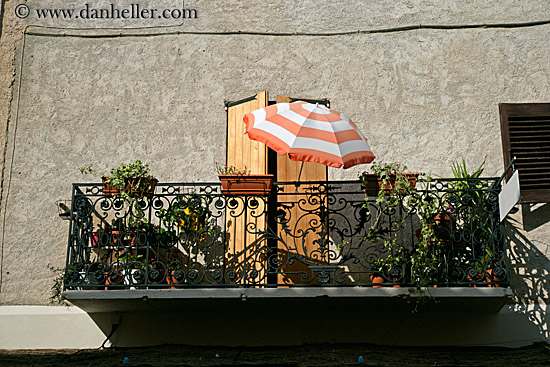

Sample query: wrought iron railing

[64,178,508,289]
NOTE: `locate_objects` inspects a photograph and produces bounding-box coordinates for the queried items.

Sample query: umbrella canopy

[243,101,375,169]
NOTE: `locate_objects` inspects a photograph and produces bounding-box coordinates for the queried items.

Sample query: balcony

[64,177,509,287]
[63,178,510,312]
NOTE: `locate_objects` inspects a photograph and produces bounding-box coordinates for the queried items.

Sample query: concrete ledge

[64,287,512,313]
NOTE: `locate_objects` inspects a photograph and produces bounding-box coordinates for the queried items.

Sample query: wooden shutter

[226,91,269,174]
[500,103,550,203]
[275,96,328,285]
[275,96,328,182]
[225,92,269,284]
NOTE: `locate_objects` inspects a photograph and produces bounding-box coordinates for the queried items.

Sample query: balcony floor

[64,287,512,313]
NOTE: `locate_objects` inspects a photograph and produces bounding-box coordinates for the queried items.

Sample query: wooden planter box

[218,174,274,196]
[102,176,158,198]
[361,173,420,196]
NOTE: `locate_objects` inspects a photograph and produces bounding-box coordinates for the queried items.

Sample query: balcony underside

[64,287,512,313]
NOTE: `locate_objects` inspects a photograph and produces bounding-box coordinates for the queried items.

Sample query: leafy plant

[104,160,156,199]
[116,253,146,267]
[79,165,96,175]
[49,263,84,304]
[371,247,406,283]
[160,194,214,241]
[448,160,493,239]
[216,162,250,175]
[451,159,485,181]
[362,162,445,288]
[49,265,66,304]
[448,159,501,282]
[362,162,418,242]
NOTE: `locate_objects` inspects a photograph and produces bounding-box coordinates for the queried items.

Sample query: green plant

[79,165,96,175]
[362,162,445,288]
[160,194,214,241]
[216,162,250,175]
[371,248,405,281]
[49,263,84,304]
[446,159,485,218]
[362,162,419,240]
[409,179,448,288]
[361,162,417,203]
[451,159,485,181]
[447,159,485,207]
[116,253,145,266]
[104,160,156,199]
[448,160,498,270]
[49,265,66,304]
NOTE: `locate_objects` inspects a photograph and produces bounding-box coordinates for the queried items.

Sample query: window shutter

[226,91,268,174]
[224,92,269,285]
[275,96,329,285]
[499,103,550,203]
[275,96,328,183]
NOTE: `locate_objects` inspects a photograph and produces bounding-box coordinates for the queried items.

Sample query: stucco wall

[0,0,549,315]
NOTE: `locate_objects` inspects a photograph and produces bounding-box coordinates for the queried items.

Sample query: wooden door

[225,92,269,285]
[275,96,328,285]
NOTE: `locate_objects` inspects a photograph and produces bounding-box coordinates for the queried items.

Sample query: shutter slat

[513,151,550,157]
[510,136,550,142]
[508,117,550,122]
[509,130,550,134]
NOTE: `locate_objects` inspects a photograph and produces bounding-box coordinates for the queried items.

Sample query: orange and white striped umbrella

[243,101,375,169]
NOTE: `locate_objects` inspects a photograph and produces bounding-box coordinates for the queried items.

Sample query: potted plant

[216,163,274,196]
[445,159,503,285]
[361,162,420,197]
[160,193,214,241]
[165,247,186,288]
[103,160,158,198]
[79,161,158,198]
[107,253,147,289]
[467,247,506,287]
[363,162,445,288]
[370,252,404,287]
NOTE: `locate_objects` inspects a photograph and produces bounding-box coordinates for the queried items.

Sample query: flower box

[218,174,274,196]
[361,173,420,196]
[102,176,158,198]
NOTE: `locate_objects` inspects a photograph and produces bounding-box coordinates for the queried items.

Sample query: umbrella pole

[297,161,304,182]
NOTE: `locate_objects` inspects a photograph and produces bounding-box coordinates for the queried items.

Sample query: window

[499,103,550,203]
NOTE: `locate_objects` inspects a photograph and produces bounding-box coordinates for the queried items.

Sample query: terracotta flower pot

[166,269,185,289]
[370,274,385,288]
[102,176,158,198]
[219,174,274,196]
[485,269,501,288]
[104,270,123,290]
[362,173,419,196]
[101,176,119,196]
[370,273,400,287]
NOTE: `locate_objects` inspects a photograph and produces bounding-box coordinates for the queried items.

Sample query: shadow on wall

[506,209,550,343]
[519,203,550,231]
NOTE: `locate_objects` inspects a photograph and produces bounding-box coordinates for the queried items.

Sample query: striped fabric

[243,101,375,169]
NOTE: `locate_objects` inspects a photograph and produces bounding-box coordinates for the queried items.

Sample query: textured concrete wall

[0,0,549,318]
[0,1,25,288]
